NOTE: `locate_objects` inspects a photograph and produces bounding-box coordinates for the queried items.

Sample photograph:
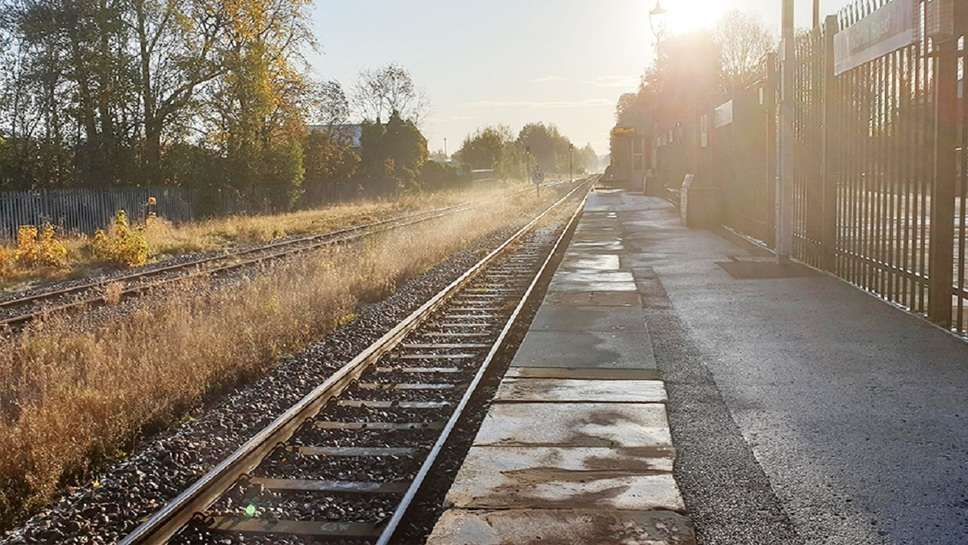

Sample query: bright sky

[308,0,853,156]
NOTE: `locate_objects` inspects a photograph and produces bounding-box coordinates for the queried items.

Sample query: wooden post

[820,15,839,271]
[927,35,958,326]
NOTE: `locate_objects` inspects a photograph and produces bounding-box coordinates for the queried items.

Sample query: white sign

[713,100,734,129]
[834,0,916,76]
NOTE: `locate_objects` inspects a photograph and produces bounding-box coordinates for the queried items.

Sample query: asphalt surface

[602,191,968,545]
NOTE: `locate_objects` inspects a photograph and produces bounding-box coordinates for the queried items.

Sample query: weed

[91,211,149,267]
[102,282,125,305]
[0,247,14,279]
[14,225,68,268]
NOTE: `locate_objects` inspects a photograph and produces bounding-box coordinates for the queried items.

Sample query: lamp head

[648,0,668,41]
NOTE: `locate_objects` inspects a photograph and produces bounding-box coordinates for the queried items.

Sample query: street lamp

[569,144,574,183]
[648,0,668,44]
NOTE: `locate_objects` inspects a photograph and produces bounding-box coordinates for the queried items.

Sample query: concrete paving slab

[473,402,671,448]
[544,291,642,307]
[530,304,645,331]
[427,509,696,545]
[495,378,667,403]
[560,254,621,271]
[444,446,681,511]
[511,330,656,369]
[552,270,635,284]
[505,367,662,381]
[570,241,625,253]
[550,281,638,292]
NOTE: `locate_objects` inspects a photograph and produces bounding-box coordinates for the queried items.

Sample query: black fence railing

[655,0,968,334]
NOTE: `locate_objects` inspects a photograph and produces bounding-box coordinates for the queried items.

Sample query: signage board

[713,100,734,129]
[834,0,916,76]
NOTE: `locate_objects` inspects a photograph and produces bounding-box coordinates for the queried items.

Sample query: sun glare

[664,0,732,34]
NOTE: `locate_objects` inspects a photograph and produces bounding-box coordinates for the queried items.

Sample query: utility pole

[444,137,448,157]
[776,0,796,263]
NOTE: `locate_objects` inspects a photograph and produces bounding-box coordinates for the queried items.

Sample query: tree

[517,123,575,174]
[131,0,226,183]
[303,130,359,200]
[211,0,315,209]
[714,11,774,92]
[382,111,428,186]
[577,144,598,173]
[353,64,428,123]
[458,127,510,171]
[358,111,428,194]
[310,80,350,133]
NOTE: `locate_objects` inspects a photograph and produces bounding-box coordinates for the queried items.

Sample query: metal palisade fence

[0,187,194,240]
[658,0,968,334]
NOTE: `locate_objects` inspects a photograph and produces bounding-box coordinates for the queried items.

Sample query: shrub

[14,224,68,268]
[0,246,15,279]
[91,211,149,267]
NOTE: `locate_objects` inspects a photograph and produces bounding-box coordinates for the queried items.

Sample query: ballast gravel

[0,226,521,545]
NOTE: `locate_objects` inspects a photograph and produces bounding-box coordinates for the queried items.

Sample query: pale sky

[308,1,853,156]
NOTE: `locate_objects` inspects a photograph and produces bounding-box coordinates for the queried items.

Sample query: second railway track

[117,181,590,545]
[0,182,577,330]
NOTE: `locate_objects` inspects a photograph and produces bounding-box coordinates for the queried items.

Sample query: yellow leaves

[14,224,69,268]
[0,246,14,279]
[91,211,150,267]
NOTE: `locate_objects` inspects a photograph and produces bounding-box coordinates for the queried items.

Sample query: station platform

[426,189,697,545]
[429,187,968,545]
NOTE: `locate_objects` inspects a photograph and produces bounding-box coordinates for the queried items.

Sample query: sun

[663,0,732,35]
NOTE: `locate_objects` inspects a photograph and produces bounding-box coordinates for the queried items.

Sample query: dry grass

[0,181,527,289]
[0,186,558,528]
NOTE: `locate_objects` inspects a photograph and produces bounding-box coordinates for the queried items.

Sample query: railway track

[0,182,576,330]
[117,181,590,545]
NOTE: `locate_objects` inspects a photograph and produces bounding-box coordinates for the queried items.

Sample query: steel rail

[373,179,588,545]
[0,206,468,330]
[0,206,458,310]
[118,180,592,545]
[0,182,576,330]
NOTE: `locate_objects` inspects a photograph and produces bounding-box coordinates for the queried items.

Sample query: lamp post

[647,1,667,194]
[648,0,667,44]
[569,144,574,183]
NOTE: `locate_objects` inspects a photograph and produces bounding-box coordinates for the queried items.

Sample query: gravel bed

[339,389,457,404]
[354,373,468,386]
[254,451,417,483]
[323,406,450,423]
[207,488,398,523]
[293,428,444,449]
[0,223,523,545]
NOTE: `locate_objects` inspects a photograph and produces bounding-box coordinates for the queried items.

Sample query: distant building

[308,124,363,149]
[608,126,650,190]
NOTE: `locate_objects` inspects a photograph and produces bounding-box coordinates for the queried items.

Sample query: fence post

[927,35,958,326]
[820,15,839,271]
[776,0,796,261]
[765,52,778,248]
